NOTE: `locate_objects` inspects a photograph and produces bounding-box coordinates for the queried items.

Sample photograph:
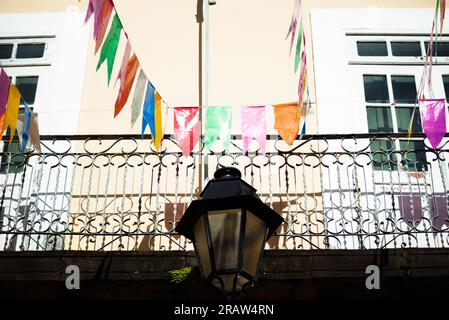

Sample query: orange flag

[114,54,139,117]
[1,85,20,142]
[274,103,299,145]
[95,0,114,54]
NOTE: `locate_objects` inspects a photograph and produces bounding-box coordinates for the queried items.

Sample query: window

[363,75,389,103]
[364,74,426,171]
[16,43,45,59]
[0,44,13,59]
[367,107,393,133]
[443,75,449,102]
[391,76,417,104]
[0,37,50,174]
[357,41,388,56]
[391,42,422,57]
[348,34,449,64]
[425,41,449,57]
[15,76,38,105]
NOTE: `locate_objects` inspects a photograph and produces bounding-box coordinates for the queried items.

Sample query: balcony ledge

[1,249,449,299]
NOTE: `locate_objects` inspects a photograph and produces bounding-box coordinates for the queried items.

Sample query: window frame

[347,33,449,66]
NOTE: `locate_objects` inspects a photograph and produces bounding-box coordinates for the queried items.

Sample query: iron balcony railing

[0,133,448,251]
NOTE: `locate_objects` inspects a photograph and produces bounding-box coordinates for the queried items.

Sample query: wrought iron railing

[0,133,448,251]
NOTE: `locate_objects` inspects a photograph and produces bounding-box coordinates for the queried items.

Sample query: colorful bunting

[174,107,200,157]
[114,53,139,117]
[419,99,446,149]
[19,102,32,152]
[241,106,267,154]
[85,0,94,24]
[274,103,299,145]
[95,0,114,54]
[0,68,10,117]
[142,81,155,138]
[115,41,131,88]
[97,13,122,85]
[29,113,41,153]
[294,22,304,73]
[298,50,307,108]
[204,107,232,151]
[85,0,104,40]
[131,70,147,127]
[153,92,163,150]
[286,0,301,55]
[1,85,20,143]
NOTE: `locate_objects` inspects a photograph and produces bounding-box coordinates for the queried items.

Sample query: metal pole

[203,0,210,185]
[196,0,204,193]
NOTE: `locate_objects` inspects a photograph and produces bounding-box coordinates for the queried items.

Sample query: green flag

[97,14,122,85]
[204,106,232,151]
[294,19,304,74]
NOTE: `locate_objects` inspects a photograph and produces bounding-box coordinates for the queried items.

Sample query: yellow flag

[154,92,163,150]
[1,85,20,142]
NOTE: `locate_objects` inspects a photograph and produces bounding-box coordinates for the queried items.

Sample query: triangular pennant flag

[142,81,155,139]
[204,107,232,151]
[441,0,446,33]
[114,54,139,117]
[97,13,122,85]
[1,85,20,143]
[115,41,131,88]
[94,0,114,54]
[85,0,94,24]
[29,113,41,153]
[274,103,299,145]
[286,0,301,55]
[18,102,32,153]
[131,70,147,128]
[153,92,163,150]
[174,107,200,157]
[85,0,105,40]
[294,21,304,73]
[0,68,11,117]
[419,99,446,149]
[241,106,266,154]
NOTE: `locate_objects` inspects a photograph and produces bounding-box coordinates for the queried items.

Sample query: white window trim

[346,33,449,66]
[0,36,55,68]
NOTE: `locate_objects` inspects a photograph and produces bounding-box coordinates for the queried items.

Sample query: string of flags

[84,0,311,156]
[285,0,310,142]
[0,68,41,153]
[408,0,447,150]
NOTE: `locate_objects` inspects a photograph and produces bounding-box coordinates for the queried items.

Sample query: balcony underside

[1,249,449,299]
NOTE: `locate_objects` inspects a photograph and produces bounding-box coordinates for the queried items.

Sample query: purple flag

[398,194,423,227]
[419,99,447,149]
[241,106,267,154]
[0,68,10,117]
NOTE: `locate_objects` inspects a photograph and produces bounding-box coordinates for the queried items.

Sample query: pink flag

[241,106,267,154]
[115,41,131,88]
[419,99,447,149]
[0,68,10,117]
[174,107,200,157]
[85,0,94,23]
[286,0,302,55]
[85,0,106,40]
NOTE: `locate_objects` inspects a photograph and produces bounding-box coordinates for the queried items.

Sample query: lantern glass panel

[208,209,242,271]
[243,211,267,277]
[193,215,212,278]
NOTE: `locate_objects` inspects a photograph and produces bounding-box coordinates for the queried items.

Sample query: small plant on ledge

[168,267,193,284]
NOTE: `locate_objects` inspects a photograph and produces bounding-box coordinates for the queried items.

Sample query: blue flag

[142,81,155,139]
[21,101,32,153]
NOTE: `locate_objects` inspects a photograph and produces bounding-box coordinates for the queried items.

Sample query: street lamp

[175,167,284,298]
